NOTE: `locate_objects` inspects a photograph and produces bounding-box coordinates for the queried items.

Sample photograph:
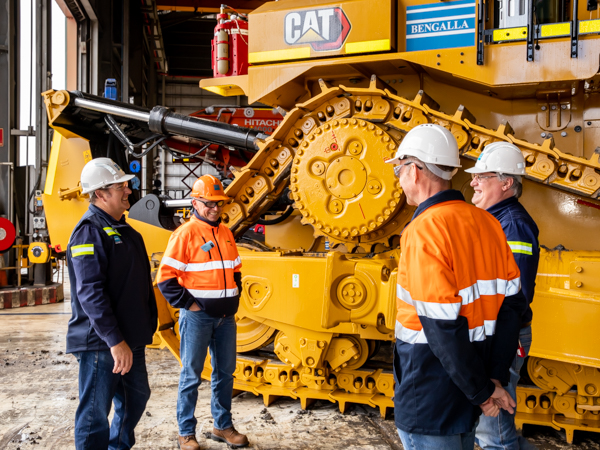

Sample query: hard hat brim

[81,174,135,194]
[193,194,230,202]
[385,156,403,165]
[464,166,526,175]
[464,166,489,174]
[116,174,136,184]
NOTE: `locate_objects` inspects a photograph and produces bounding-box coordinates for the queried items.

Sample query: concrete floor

[1,298,599,449]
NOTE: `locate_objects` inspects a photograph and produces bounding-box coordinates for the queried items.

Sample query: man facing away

[67,157,158,449]
[386,124,528,450]
[467,142,540,450]
[157,174,248,450]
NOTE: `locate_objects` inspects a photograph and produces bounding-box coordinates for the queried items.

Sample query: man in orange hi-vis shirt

[386,124,527,450]
[157,175,248,450]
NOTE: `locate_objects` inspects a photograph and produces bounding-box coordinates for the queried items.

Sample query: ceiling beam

[156,0,268,14]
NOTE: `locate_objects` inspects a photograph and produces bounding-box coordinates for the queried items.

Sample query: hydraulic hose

[256,205,295,225]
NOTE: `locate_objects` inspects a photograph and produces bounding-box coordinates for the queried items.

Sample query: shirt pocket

[186,239,220,289]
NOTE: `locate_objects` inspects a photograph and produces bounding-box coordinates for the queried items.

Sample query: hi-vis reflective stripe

[395,321,428,344]
[187,287,239,298]
[71,244,94,257]
[397,277,520,320]
[162,256,241,272]
[508,241,533,255]
[458,277,521,304]
[103,227,121,237]
[396,319,497,344]
[468,320,497,342]
[187,256,241,272]
[161,256,187,271]
[398,285,461,320]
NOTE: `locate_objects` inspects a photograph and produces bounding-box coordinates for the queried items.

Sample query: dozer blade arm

[42,89,267,152]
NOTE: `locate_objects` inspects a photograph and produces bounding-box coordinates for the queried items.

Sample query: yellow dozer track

[42,0,600,443]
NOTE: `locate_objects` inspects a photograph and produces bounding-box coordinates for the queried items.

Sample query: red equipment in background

[165,107,283,175]
[212,6,249,78]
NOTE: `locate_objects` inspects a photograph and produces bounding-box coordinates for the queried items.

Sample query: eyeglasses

[100,182,128,191]
[196,199,225,209]
[393,161,423,177]
[470,174,498,182]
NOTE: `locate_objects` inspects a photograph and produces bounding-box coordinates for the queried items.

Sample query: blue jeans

[476,326,536,450]
[398,424,477,450]
[177,309,237,436]
[73,347,150,450]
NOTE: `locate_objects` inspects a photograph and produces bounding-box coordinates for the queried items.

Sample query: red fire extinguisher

[212,5,249,78]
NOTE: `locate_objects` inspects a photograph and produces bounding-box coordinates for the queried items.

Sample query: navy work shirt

[487,196,539,326]
[66,204,158,353]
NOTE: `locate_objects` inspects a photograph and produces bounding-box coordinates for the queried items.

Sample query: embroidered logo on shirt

[114,236,123,244]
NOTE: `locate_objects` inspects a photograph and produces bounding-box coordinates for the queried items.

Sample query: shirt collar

[89,204,126,225]
[193,208,221,227]
[486,196,519,216]
[412,189,465,221]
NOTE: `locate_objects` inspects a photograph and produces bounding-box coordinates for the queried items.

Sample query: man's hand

[489,380,516,414]
[480,397,500,417]
[110,341,133,375]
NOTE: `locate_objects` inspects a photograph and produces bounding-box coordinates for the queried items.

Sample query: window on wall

[51,2,66,91]
[18,0,36,167]
[18,0,66,167]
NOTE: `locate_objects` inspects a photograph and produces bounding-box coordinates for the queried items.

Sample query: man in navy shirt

[67,157,157,450]
[467,142,540,450]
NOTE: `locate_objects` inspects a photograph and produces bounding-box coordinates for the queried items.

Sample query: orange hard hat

[191,174,229,201]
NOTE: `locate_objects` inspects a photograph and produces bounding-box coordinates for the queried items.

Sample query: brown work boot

[211,426,249,448]
[178,434,202,450]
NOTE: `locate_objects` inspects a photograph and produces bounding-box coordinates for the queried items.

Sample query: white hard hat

[81,157,134,194]
[386,124,461,180]
[464,142,526,176]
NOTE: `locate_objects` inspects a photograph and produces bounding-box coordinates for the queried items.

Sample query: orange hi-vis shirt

[393,190,526,436]
[397,199,521,343]
[157,213,241,317]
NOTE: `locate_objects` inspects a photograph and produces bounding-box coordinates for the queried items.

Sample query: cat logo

[284,7,351,52]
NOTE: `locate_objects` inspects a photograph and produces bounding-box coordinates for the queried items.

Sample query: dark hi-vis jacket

[394,190,527,436]
[487,196,539,327]
[66,205,158,354]
[157,211,242,317]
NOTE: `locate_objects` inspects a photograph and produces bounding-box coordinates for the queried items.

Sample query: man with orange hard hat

[157,174,248,450]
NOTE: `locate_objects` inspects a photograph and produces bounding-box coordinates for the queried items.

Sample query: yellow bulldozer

[41,0,600,443]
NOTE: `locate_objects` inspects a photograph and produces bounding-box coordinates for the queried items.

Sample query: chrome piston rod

[71,92,266,151]
[73,97,151,123]
[163,199,193,208]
